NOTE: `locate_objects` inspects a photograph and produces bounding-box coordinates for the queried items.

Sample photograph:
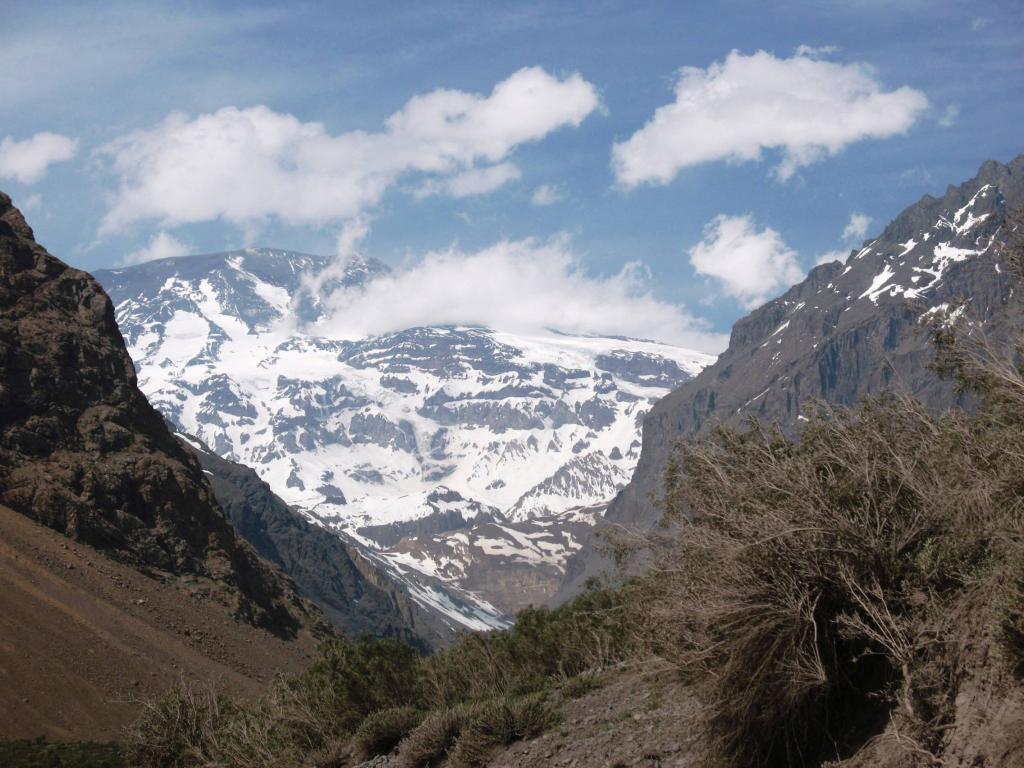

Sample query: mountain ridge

[558,154,1024,601]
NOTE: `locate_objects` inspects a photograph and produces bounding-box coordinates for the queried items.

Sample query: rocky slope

[95,249,713,629]
[174,427,451,649]
[0,192,313,637]
[559,155,1024,600]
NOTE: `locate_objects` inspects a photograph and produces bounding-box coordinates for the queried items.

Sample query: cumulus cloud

[413,162,521,198]
[97,67,599,235]
[688,214,803,308]
[313,237,726,352]
[841,212,872,242]
[612,49,928,186]
[814,250,847,266]
[121,231,192,266]
[0,132,78,184]
[530,184,564,206]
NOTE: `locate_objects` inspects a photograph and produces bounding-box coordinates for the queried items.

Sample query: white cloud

[612,49,928,185]
[121,231,192,266]
[899,167,934,187]
[794,44,839,58]
[414,162,521,199]
[530,184,564,206]
[688,214,803,308]
[815,249,848,266]
[312,237,726,352]
[841,212,872,242]
[98,66,599,235]
[938,104,960,128]
[971,17,990,31]
[0,132,77,184]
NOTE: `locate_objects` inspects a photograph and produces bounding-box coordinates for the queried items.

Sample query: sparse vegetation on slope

[125,588,634,767]
[0,740,125,768]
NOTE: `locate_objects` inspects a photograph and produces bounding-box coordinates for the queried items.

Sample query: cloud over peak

[98,67,599,234]
[121,230,192,266]
[688,214,803,309]
[612,49,928,186]
[312,237,726,352]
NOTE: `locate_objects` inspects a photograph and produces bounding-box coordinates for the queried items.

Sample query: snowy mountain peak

[95,248,715,628]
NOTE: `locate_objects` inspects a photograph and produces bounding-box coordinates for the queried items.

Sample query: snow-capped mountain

[95,249,714,629]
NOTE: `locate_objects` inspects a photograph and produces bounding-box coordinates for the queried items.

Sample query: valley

[97,251,713,629]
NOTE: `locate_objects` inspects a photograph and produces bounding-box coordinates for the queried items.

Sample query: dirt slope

[0,504,317,741]
[488,668,698,768]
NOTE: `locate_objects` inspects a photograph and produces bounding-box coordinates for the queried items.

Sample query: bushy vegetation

[641,331,1024,767]
[350,706,424,761]
[0,739,125,768]
[126,589,634,767]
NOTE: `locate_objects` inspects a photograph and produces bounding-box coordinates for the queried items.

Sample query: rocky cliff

[0,192,313,637]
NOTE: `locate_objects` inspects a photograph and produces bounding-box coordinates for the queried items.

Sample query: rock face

[0,192,311,637]
[175,428,451,649]
[606,156,1024,534]
[95,247,715,629]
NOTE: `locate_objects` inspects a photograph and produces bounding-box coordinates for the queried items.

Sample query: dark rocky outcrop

[0,192,312,637]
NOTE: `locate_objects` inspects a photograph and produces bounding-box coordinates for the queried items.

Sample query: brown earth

[0,503,317,741]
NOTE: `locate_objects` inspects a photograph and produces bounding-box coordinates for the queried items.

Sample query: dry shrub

[424,587,635,709]
[645,350,1024,767]
[559,669,602,699]
[397,705,474,768]
[407,696,561,768]
[124,680,235,768]
[350,706,425,761]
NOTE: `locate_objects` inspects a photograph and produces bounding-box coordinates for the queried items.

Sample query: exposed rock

[176,429,447,649]
[0,192,312,637]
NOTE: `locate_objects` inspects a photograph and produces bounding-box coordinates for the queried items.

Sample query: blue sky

[2,0,1022,349]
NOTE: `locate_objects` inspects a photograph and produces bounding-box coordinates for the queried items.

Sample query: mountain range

[95,252,713,629]
[2,155,1022,754]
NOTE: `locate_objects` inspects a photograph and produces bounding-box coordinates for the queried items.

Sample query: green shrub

[424,587,635,709]
[446,692,561,768]
[351,706,425,761]
[282,635,425,738]
[397,705,475,768]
